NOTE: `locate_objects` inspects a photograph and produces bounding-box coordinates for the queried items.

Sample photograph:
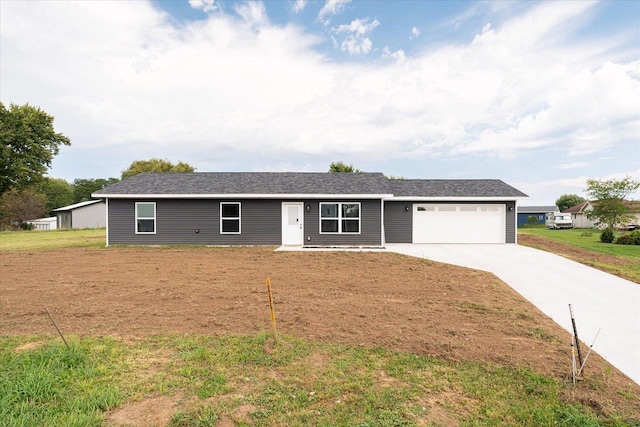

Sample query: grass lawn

[518,227,640,283]
[1,334,627,427]
[518,228,639,259]
[0,228,105,251]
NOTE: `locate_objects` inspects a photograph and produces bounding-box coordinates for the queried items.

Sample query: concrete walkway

[386,244,640,385]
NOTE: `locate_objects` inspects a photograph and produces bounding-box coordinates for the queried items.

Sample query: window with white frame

[320,202,360,234]
[220,202,241,234]
[135,202,156,234]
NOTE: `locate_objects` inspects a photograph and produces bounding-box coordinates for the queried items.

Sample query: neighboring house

[516,206,558,227]
[92,172,527,247]
[564,200,640,229]
[26,217,57,231]
[563,201,595,228]
[53,200,106,229]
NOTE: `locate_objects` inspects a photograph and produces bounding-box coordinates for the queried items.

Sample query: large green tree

[73,177,119,203]
[328,161,362,173]
[38,177,74,215]
[121,158,195,180]
[0,188,46,230]
[555,194,586,212]
[0,103,71,195]
[585,176,640,229]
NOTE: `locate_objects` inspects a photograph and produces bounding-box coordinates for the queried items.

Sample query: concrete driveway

[386,243,640,385]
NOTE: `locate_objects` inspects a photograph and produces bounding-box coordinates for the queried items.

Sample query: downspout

[380,198,385,248]
[105,198,109,247]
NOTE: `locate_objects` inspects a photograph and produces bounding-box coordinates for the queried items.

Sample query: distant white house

[564,200,640,229]
[53,200,106,229]
[26,216,57,231]
[563,201,596,228]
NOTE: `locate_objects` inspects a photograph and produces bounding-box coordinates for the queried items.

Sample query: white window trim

[220,202,241,234]
[319,202,361,234]
[135,202,156,234]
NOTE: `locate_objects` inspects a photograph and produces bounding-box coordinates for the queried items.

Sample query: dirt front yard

[1,246,638,412]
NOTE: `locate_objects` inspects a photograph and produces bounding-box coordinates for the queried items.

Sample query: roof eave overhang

[385,196,528,202]
[92,193,394,199]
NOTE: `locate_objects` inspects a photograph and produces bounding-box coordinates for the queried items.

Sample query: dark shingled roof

[93,173,528,199]
[518,205,557,213]
[386,179,528,198]
[93,172,391,195]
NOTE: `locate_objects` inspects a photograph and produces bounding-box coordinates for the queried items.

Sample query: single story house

[53,200,106,229]
[517,206,558,227]
[563,201,595,228]
[92,172,528,247]
[564,200,640,229]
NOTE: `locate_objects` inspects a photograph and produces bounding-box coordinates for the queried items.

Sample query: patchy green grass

[2,334,637,426]
[518,228,640,283]
[0,228,105,251]
[518,228,639,259]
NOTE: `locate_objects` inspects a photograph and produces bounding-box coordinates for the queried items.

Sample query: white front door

[282,202,304,245]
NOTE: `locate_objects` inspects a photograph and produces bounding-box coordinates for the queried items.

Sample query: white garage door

[413,204,505,243]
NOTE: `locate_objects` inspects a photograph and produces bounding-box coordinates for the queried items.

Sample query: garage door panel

[413,204,504,244]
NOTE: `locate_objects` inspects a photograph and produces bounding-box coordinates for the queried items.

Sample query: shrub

[599,228,615,243]
[615,235,635,245]
[629,230,640,245]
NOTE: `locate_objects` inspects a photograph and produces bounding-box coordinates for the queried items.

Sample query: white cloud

[234,1,268,28]
[189,0,218,13]
[556,162,591,170]
[382,47,405,62]
[333,18,379,55]
[292,0,306,14]
[1,0,637,184]
[318,0,351,25]
[334,18,380,35]
[411,26,420,38]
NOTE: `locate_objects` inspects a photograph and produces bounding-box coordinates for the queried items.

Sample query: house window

[136,202,156,234]
[320,202,360,234]
[221,202,241,234]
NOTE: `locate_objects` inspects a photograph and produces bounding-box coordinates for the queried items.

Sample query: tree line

[0,102,196,229]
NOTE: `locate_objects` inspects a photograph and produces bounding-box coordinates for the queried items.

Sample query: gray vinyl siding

[505,201,516,244]
[303,199,382,246]
[383,201,517,244]
[108,199,281,245]
[384,201,412,243]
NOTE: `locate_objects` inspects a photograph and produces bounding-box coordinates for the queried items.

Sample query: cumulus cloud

[382,47,405,62]
[333,18,379,55]
[292,0,306,14]
[318,0,350,25]
[411,26,420,38]
[234,1,269,28]
[1,0,637,183]
[189,0,218,13]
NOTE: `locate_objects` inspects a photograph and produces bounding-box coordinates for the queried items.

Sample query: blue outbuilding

[517,206,557,227]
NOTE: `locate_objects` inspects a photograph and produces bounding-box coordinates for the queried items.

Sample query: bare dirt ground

[1,246,638,416]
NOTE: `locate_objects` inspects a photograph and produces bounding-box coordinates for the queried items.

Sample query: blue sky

[1,0,639,205]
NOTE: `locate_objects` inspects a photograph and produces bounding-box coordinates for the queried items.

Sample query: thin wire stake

[578,328,601,376]
[44,307,70,350]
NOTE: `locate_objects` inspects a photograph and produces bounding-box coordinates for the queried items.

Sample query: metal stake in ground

[568,304,583,370]
[266,278,278,344]
[44,307,70,350]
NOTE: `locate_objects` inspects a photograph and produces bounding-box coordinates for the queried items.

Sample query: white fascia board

[94,193,394,199]
[386,196,528,201]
